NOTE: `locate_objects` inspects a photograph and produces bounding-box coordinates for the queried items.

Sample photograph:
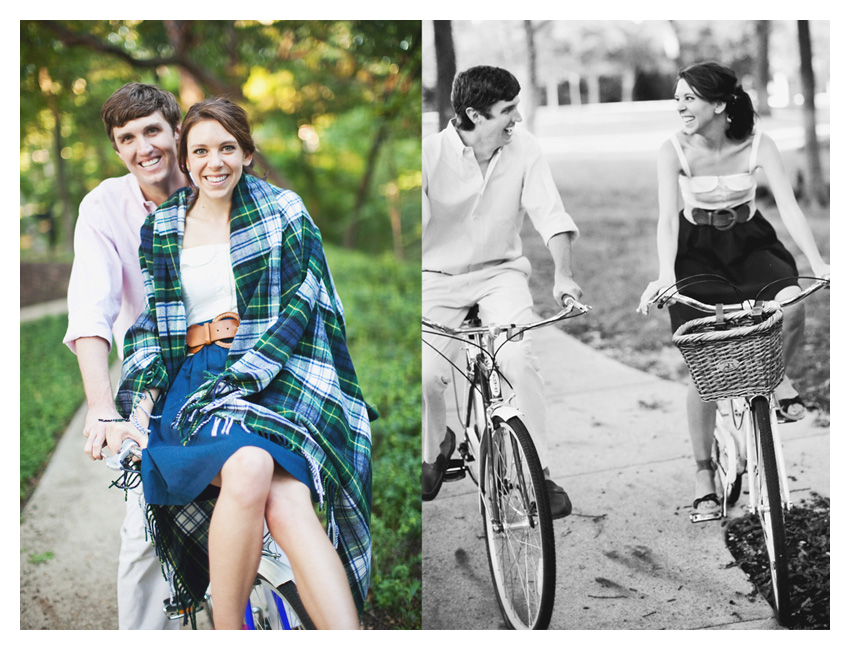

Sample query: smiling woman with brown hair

[106,98,373,630]
[638,61,829,523]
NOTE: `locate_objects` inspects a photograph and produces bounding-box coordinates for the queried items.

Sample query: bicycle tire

[751,396,791,626]
[245,562,316,630]
[480,415,555,630]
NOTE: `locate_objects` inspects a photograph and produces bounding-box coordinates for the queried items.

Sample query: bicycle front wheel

[245,558,316,630]
[480,415,555,629]
[752,396,791,626]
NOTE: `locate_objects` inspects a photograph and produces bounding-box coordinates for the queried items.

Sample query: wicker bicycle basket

[672,307,784,402]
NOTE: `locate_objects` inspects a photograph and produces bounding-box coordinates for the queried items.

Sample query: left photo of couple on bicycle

[20,18,830,633]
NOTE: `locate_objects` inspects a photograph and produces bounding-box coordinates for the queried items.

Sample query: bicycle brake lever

[105,438,141,471]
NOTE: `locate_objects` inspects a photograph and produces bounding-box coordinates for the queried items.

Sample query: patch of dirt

[20,263,72,307]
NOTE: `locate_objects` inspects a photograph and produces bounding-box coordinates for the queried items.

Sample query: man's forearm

[75,336,118,414]
[547,231,577,279]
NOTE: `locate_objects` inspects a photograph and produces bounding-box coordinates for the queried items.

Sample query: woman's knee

[265,475,317,535]
[219,447,274,507]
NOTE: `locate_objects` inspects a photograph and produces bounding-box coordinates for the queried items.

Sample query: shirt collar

[445,120,471,157]
[445,120,506,161]
[127,173,159,214]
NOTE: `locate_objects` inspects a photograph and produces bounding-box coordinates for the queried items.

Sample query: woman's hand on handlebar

[812,262,830,282]
[105,420,148,458]
[638,277,674,315]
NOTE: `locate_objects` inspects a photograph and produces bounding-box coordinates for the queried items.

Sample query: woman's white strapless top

[180,243,238,326]
[671,131,762,222]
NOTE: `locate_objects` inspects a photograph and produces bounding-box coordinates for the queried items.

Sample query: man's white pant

[422,261,550,469]
[117,486,180,630]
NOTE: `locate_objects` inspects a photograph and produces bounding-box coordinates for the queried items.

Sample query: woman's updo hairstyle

[678,61,756,140]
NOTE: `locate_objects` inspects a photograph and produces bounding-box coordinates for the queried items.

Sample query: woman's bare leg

[265,469,360,629]
[774,286,806,405]
[208,447,274,629]
[687,382,718,500]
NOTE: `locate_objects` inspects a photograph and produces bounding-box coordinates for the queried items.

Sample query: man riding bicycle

[422,65,581,517]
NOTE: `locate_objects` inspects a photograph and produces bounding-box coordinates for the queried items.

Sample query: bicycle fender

[258,554,296,586]
[490,404,524,422]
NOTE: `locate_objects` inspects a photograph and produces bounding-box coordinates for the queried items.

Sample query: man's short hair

[101,83,182,146]
[451,66,521,131]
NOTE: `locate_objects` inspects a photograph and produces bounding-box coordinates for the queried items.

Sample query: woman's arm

[105,387,160,455]
[638,141,682,313]
[758,133,830,277]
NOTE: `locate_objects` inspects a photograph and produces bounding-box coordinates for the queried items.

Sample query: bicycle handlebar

[105,438,143,472]
[648,277,829,315]
[422,296,591,338]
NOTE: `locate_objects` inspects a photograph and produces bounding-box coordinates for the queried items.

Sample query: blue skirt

[142,343,314,506]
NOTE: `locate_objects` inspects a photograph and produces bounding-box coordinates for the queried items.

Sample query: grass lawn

[19,315,87,504]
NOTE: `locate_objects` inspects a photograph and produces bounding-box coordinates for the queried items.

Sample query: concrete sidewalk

[421,324,829,630]
[19,358,204,630]
[20,305,828,630]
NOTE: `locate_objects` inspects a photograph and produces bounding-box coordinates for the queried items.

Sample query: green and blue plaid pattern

[116,174,373,620]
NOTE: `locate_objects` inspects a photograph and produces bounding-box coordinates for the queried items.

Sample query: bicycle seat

[464,304,481,326]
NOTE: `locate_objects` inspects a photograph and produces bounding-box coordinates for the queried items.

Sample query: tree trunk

[524,20,539,133]
[51,100,74,254]
[754,20,772,116]
[344,121,389,249]
[39,67,74,253]
[797,20,828,206]
[164,20,205,106]
[433,20,456,131]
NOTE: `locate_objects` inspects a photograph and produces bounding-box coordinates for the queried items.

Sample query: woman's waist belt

[691,204,751,231]
[186,312,239,354]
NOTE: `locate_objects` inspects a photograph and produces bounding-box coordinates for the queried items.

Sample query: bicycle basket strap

[672,307,784,401]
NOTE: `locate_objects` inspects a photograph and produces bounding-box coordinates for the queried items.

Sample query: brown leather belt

[186,312,239,354]
[691,204,751,231]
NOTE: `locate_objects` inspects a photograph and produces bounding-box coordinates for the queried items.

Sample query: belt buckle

[710,207,737,231]
[212,311,239,350]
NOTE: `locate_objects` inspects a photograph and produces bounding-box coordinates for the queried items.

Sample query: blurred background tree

[21,20,422,260]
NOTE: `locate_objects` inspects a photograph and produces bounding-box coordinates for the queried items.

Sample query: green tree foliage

[20,20,422,259]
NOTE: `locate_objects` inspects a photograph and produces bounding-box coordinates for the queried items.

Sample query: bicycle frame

[714,395,792,518]
[432,300,589,497]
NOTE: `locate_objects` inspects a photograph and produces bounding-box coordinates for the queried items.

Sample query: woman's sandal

[777,395,806,423]
[690,493,722,523]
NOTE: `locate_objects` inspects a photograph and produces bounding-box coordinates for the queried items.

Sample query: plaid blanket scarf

[115,174,373,623]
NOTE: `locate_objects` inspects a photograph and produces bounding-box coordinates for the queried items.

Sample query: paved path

[20,300,828,630]
[421,324,829,630]
[19,301,205,630]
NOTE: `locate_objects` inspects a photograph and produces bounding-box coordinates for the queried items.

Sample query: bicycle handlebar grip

[105,438,141,471]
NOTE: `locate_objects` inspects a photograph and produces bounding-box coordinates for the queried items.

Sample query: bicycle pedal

[443,458,466,482]
[689,511,722,524]
[163,597,192,620]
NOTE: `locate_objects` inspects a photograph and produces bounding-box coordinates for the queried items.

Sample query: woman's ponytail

[725,84,756,139]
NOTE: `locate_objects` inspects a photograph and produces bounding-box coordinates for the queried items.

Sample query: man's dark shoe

[545,479,572,519]
[422,428,456,501]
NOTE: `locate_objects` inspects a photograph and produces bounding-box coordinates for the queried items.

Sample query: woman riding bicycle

[104,98,372,629]
[638,61,829,522]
